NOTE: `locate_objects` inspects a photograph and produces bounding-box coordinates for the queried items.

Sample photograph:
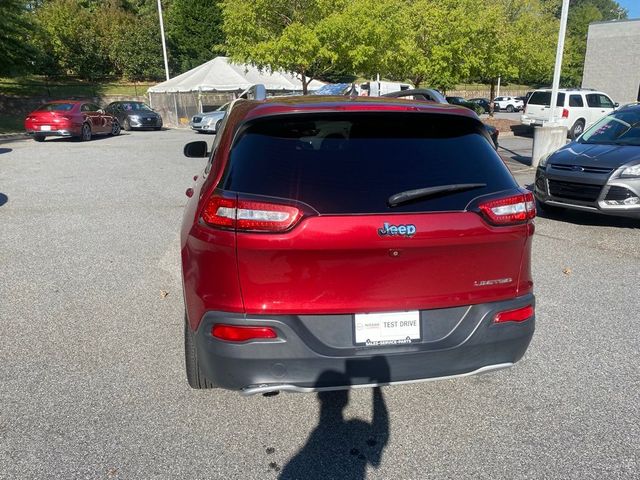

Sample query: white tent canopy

[147,57,324,93]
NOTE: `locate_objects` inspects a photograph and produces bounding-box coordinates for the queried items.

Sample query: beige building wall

[582,19,640,104]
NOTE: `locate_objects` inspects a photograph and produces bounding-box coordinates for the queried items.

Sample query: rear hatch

[525,91,565,123]
[214,112,531,314]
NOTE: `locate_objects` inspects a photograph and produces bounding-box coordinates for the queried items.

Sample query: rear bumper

[26,129,75,138]
[192,294,535,394]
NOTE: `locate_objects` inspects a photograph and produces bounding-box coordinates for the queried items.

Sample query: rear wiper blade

[388,183,487,207]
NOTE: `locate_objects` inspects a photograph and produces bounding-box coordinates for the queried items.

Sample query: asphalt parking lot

[0,130,638,479]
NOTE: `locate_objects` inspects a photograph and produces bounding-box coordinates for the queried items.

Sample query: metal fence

[148,90,307,128]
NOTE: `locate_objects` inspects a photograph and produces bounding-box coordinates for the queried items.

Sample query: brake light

[202,194,302,232]
[562,108,569,118]
[478,192,536,225]
[494,305,534,323]
[212,324,277,341]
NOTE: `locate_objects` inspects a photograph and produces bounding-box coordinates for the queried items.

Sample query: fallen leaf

[562,267,572,275]
[160,290,169,298]
[106,467,118,478]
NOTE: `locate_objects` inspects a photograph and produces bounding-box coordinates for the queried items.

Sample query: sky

[618,0,640,19]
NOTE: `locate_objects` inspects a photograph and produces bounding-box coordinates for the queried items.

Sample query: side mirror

[614,102,619,108]
[184,141,209,158]
[98,109,105,114]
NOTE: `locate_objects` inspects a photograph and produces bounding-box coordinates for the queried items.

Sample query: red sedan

[24,100,121,142]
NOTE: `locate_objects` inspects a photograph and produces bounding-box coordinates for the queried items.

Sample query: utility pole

[157,0,170,81]
[549,0,570,123]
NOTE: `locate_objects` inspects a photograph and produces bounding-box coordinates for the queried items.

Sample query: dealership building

[582,18,640,104]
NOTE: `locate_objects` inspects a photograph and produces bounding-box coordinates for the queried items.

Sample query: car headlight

[538,153,552,168]
[620,164,640,178]
[129,115,140,121]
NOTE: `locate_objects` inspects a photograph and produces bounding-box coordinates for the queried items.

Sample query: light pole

[531,0,570,168]
[548,0,570,123]
[157,0,170,81]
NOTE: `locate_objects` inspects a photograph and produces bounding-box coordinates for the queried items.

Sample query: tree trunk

[489,78,496,117]
[300,71,309,95]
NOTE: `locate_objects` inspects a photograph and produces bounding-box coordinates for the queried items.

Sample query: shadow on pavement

[499,146,531,167]
[0,148,12,154]
[0,193,8,206]
[278,357,390,480]
[43,134,124,143]
[538,207,639,229]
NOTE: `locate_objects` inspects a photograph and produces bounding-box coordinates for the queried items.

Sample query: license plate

[40,125,51,131]
[354,311,420,346]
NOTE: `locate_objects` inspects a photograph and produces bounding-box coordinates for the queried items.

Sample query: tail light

[478,192,536,226]
[212,324,277,342]
[202,194,303,232]
[494,305,534,323]
[561,108,569,118]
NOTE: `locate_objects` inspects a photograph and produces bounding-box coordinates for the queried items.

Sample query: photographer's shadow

[279,356,390,480]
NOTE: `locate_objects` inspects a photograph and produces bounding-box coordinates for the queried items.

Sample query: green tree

[470,0,557,102]
[99,5,166,81]
[222,0,354,94]
[167,0,225,74]
[394,0,482,90]
[33,0,112,79]
[0,0,38,75]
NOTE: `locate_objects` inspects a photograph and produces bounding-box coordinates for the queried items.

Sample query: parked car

[190,103,229,133]
[534,104,640,219]
[384,89,498,149]
[180,92,535,394]
[521,88,617,139]
[468,97,491,113]
[24,100,120,142]
[493,96,524,113]
[105,101,162,131]
[446,96,484,115]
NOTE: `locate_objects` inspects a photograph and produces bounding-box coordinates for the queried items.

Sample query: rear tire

[506,105,515,113]
[110,120,121,136]
[185,313,215,389]
[81,123,91,142]
[123,118,132,131]
[33,135,45,142]
[215,119,222,132]
[569,119,585,140]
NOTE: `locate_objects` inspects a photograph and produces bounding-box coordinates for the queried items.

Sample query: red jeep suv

[181,94,535,395]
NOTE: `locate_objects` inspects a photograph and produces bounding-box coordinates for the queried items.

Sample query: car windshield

[36,103,75,112]
[579,110,640,146]
[121,102,152,111]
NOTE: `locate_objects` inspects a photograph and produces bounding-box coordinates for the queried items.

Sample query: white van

[520,88,617,139]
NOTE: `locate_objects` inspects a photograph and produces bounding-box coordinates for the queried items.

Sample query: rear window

[528,92,565,107]
[221,113,516,214]
[36,103,74,112]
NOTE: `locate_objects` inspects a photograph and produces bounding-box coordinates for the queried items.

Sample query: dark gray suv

[534,104,640,219]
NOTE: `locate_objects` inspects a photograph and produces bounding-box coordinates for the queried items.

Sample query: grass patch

[0,76,155,98]
[0,114,23,134]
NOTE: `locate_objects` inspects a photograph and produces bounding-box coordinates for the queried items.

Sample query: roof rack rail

[237,84,267,101]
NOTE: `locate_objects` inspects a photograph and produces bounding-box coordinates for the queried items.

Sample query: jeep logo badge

[378,222,416,237]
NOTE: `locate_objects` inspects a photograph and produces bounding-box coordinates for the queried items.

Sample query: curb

[0,133,28,143]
